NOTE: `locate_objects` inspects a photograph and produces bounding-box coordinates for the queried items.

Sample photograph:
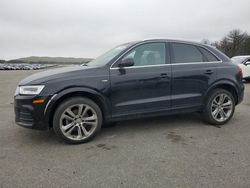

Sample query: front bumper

[14,95,51,130]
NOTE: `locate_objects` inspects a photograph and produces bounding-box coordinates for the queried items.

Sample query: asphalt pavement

[0,70,250,188]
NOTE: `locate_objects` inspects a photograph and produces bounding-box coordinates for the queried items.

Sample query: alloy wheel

[59,104,98,141]
[210,93,233,122]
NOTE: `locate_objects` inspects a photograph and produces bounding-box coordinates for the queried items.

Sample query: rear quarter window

[198,47,219,62]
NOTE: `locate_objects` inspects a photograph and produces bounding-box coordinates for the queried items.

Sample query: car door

[109,42,171,118]
[170,42,220,110]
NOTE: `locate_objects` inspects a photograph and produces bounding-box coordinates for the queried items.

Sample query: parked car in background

[0,63,55,70]
[231,56,250,81]
[14,39,244,144]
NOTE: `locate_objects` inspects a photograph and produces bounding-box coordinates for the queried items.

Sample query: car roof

[232,55,250,58]
[132,38,230,62]
[124,39,214,49]
[141,38,204,45]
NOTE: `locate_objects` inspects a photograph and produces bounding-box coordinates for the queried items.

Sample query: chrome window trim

[110,61,222,69]
[109,40,222,70]
[171,61,222,65]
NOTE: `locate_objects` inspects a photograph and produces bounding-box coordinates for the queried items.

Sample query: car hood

[18,65,95,85]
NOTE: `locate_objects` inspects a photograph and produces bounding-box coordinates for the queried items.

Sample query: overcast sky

[1,0,250,60]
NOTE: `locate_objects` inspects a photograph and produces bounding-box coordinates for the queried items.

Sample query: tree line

[202,29,250,58]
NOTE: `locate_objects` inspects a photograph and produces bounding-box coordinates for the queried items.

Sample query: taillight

[238,66,243,78]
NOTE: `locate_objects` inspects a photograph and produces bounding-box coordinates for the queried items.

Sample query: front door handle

[205,70,214,75]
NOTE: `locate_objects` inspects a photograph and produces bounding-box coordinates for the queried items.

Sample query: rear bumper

[237,84,244,104]
[14,95,51,130]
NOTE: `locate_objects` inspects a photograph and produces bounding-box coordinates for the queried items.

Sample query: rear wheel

[53,97,102,144]
[203,89,235,125]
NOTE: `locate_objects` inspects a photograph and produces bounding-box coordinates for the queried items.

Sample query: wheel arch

[45,87,111,128]
[204,80,239,105]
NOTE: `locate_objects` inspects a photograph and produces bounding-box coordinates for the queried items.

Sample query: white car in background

[231,55,250,81]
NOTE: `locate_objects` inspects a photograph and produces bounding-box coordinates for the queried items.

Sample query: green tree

[240,37,250,55]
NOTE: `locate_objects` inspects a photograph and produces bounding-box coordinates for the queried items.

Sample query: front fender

[44,86,111,125]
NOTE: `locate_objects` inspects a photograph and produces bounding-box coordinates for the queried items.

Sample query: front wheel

[203,89,235,125]
[53,97,102,144]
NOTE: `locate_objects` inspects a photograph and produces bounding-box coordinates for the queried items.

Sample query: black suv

[14,39,244,144]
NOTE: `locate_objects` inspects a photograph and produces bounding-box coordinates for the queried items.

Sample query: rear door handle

[205,70,214,75]
[160,73,168,78]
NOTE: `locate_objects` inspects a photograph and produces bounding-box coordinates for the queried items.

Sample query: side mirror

[245,61,250,66]
[118,58,134,68]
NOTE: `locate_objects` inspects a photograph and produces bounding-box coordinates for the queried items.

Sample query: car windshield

[85,43,132,67]
[231,56,247,64]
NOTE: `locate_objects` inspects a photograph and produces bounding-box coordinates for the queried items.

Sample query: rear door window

[198,47,219,62]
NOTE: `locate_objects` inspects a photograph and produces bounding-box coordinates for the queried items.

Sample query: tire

[202,89,235,125]
[53,97,102,144]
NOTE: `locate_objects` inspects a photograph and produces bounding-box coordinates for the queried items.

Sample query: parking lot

[0,63,56,70]
[0,70,250,188]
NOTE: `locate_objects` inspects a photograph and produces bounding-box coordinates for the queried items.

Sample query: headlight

[14,86,19,96]
[17,85,45,95]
